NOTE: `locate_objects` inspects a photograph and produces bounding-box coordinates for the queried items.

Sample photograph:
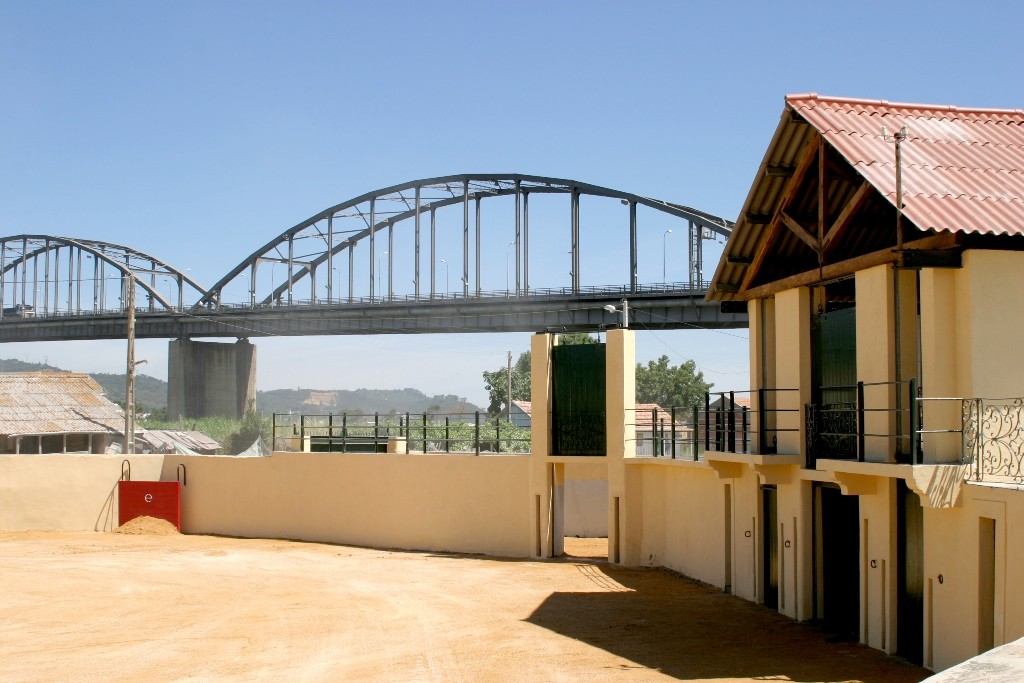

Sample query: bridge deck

[0,288,744,341]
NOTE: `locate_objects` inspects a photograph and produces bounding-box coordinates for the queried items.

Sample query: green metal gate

[551,343,606,455]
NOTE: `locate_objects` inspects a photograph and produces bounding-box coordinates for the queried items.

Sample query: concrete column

[167,338,257,420]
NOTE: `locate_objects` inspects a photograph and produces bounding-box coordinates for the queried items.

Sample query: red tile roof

[788,94,1024,237]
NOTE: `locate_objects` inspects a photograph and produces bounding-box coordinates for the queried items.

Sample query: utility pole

[124,277,136,455]
[506,350,513,420]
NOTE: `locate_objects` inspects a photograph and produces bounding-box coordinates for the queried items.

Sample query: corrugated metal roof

[0,372,125,436]
[138,429,221,454]
[790,94,1024,237]
[709,94,1024,299]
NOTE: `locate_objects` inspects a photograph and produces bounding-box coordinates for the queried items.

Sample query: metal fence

[627,406,698,459]
[626,389,799,460]
[273,412,531,455]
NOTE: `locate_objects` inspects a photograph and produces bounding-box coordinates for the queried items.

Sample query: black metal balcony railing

[272,412,531,455]
[805,379,920,467]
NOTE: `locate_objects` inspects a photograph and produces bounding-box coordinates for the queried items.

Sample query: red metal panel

[118,481,181,531]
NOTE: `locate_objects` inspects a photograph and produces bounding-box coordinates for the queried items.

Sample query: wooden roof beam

[740,232,959,300]
[822,180,872,253]
[740,135,821,292]
[780,212,821,253]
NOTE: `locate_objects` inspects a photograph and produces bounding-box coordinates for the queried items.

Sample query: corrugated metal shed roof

[138,429,221,454]
[789,93,1024,237]
[0,372,125,436]
[710,94,1024,299]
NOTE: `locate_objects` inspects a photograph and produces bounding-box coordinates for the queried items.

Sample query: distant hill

[258,387,479,416]
[0,358,480,415]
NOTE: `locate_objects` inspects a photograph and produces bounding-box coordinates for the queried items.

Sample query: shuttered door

[551,343,606,455]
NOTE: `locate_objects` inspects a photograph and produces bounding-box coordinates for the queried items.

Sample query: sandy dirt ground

[0,530,930,683]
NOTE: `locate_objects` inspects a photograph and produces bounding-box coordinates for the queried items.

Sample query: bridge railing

[215,280,713,310]
[273,411,531,455]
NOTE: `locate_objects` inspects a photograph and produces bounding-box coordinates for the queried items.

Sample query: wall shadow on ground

[524,561,929,683]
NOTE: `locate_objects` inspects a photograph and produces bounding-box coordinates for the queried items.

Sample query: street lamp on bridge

[440,258,449,296]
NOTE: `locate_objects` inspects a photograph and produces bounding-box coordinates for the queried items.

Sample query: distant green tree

[635,356,712,410]
[482,351,531,416]
[482,333,599,415]
[224,404,271,453]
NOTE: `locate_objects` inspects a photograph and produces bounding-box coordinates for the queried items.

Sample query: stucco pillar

[856,266,897,462]
[529,333,555,558]
[919,268,962,463]
[773,288,811,457]
[606,329,637,564]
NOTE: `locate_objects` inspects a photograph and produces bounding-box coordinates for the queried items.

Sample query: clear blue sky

[0,1,1018,406]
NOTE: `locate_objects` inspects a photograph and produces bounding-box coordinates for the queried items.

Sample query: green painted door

[551,343,606,456]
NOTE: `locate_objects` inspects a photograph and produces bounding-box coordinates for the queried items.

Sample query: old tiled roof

[511,400,532,417]
[0,372,125,436]
[789,94,1024,236]
[633,403,691,429]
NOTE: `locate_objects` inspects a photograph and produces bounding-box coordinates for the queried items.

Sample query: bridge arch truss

[0,235,207,318]
[200,174,734,310]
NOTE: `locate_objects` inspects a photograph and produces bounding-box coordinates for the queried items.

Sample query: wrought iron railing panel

[964,398,1024,483]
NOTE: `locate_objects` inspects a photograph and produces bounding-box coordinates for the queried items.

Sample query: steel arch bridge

[0,174,742,342]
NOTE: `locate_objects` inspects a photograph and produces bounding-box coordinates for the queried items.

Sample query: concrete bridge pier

[167,338,257,420]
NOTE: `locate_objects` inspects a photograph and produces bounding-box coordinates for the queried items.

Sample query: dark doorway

[810,279,858,463]
[762,486,779,610]
[815,484,860,640]
[897,480,924,664]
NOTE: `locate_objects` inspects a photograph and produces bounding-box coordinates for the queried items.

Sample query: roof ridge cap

[786,93,1024,117]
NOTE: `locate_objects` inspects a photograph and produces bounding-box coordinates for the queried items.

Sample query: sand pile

[114,516,180,535]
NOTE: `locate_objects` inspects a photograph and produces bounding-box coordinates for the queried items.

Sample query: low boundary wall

[0,452,533,558]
